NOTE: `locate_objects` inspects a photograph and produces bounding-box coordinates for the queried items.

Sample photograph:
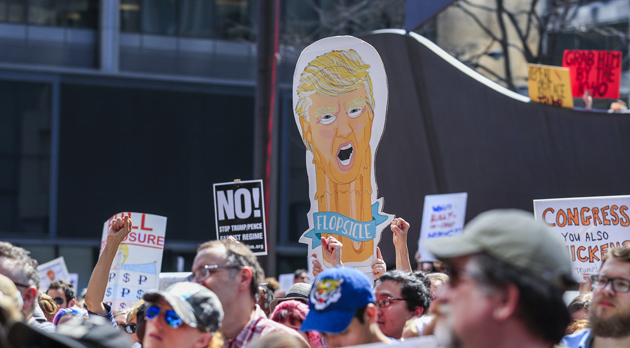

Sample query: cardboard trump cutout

[293,36,394,275]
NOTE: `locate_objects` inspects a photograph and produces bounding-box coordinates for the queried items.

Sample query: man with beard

[425,209,576,348]
[562,243,630,348]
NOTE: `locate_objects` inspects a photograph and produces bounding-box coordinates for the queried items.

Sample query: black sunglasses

[124,324,137,334]
[53,297,65,306]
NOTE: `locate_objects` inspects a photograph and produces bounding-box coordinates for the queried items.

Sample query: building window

[0,0,98,28]
[0,81,51,235]
[0,0,27,23]
[120,0,255,40]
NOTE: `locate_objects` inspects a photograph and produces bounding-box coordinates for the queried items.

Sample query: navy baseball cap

[301,267,375,334]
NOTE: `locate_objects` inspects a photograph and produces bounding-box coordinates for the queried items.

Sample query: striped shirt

[223,305,308,348]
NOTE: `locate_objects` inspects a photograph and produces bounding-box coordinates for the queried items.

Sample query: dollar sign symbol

[137,289,144,300]
[105,287,112,297]
[123,273,130,283]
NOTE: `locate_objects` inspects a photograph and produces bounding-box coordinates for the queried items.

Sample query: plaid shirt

[224,306,308,348]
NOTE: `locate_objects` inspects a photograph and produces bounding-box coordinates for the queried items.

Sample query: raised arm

[85,216,132,315]
[321,236,343,268]
[391,218,412,273]
[312,236,344,277]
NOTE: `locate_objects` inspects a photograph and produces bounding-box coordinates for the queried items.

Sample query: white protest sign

[418,193,468,262]
[278,273,295,291]
[534,195,630,280]
[68,273,79,289]
[101,212,167,311]
[213,180,267,255]
[38,257,71,291]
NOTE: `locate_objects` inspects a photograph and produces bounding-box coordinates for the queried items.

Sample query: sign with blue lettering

[418,193,468,262]
[213,179,267,256]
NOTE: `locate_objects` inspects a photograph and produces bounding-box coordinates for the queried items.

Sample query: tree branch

[505,10,535,61]
[457,2,502,42]
[496,0,516,91]
[460,0,495,12]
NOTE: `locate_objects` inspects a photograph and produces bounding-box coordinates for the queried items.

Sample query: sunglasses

[53,297,65,306]
[123,324,137,334]
[146,306,183,329]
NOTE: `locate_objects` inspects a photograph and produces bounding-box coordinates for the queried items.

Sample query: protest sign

[101,212,167,311]
[38,257,71,291]
[278,273,295,291]
[68,273,78,289]
[213,179,267,255]
[417,193,468,262]
[293,36,394,276]
[562,50,622,99]
[528,64,574,108]
[534,195,630,281]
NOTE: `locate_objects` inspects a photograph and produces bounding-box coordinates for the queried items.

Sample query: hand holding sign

[579,275,593,296]
[371,247,386,280]
[321,236,343,267]
[107,216,133,244]
[390,218,410,249]
[312,254,323,278]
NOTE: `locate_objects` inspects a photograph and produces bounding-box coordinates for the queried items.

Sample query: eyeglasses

[146,306,183,329]
[187,264,242,282]
[445,265,476,288]
[53,297,65,306]
[376,297,407,308]
[12,281,31,289]
[591,275,630,293]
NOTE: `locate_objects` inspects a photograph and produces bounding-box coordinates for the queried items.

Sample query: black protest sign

[213,180,267,255]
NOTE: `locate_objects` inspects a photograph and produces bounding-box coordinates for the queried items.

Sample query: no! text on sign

[533,195,630,280]
[213,179,267,256]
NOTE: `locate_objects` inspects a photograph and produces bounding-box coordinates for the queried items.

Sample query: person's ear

[238,267,253,293]
[365,303,378,324]
[21,286,38,310]
[68,299,76,308]
[492,284,520,321]
[412,306,424,318]
[192,332,213,348]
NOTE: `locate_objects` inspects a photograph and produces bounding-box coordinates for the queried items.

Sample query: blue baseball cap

[300,267,375,334]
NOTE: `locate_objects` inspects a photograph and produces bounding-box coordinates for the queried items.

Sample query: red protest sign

[562,50,622,99]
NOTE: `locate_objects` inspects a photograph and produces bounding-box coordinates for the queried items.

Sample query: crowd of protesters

[0,209,628,348]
